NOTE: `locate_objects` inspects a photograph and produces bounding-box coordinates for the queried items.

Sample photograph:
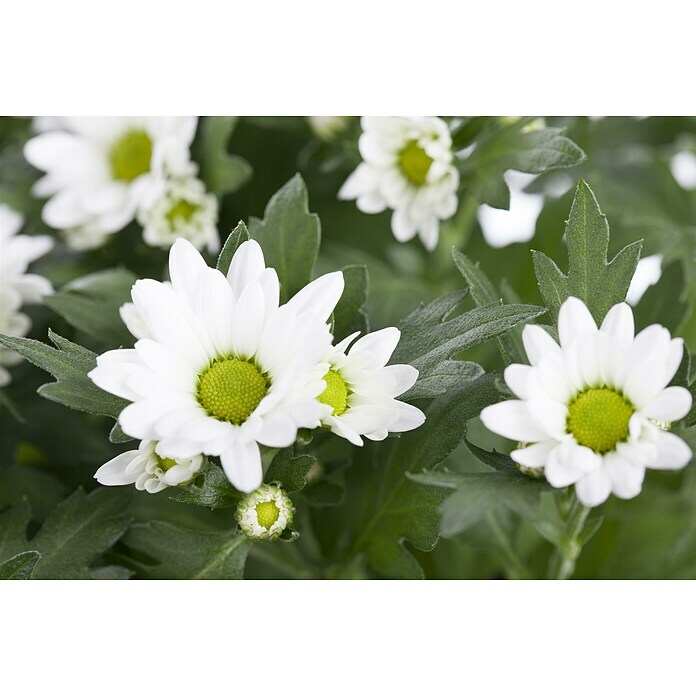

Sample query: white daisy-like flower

[95,439,203,494]
[0,205,54,386]
[317,328,425,445]
[88,237,344,493]
[137,172,220,253]
[480,297,693,507]
[24,117,197,249]
[307,116,349,141]
[338,116,459,251]
[235,483,295,541]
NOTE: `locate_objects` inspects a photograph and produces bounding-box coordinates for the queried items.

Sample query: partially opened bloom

[338,116,459,250]
[24,117,197,249]
[0,205,54,385]
[481,297,693,507]
[318,328,425,445]
[89,238,344,492]
[235,483,295,540]
[95,439,203,494]
[138,172,219,253]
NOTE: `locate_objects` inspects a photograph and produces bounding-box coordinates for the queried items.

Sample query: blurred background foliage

[1,115,695,579]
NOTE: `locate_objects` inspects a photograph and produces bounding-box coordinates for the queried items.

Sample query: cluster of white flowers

[339,116,459,251]
[0,205,54,386]
[89,238,425,516]
[24,117,219,252]
[481,296,693,507]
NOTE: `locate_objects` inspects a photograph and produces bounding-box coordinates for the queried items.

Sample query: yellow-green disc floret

[110,130,153,182]
[399,140,433,185]
[318,369,349,416]
[255,500,280,530]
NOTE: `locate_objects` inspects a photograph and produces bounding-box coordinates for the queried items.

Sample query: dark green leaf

[0,551,41,580]
[532,179,642,324]
[465,439,524,476]
[125,522,251,579]
[44,268,137,348]
[169,459,239,509]
[248,174,321,302]
[0,330,128,418]
[109,421,134,444]
[216,221,250,275]
[265,447,316,493]
[635,260,691,333]
[332,264,369,340]
[401,360,483,400]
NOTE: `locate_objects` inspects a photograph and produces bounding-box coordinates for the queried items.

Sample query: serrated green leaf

[332,264,369,340]
[125,522,251,579]
[461,123,585,209]
[169,459,239,509]
[465,439,525,476]
[44,268,137,348]
[0,489,131,579]
[346,374,500,579]
[635,260,691,332]
[196,117,252,197]
[265,447,315,493]
[0,550,41,580]
[533,180,643,324]
[401,360,483,400]
[248,174,320,302]
[0,330,128,418]
[410,471,544,538]
[393,293,546,383]
[216,221,250,275]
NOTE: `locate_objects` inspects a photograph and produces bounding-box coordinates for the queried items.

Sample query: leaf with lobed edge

[532,179,643,325]
[169,459,239,509]
[216,221,250,275]
[265,447,316,493]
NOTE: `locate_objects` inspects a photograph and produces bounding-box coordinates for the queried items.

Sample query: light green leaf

[635,260,691,332]
[0,489,131,580]
[332,264,369,340]
[169,459,239,509]
[248,174,321,302]
[125,522,251,579]
[532,179,643,324]
[196,117,252,197]
[345,374,501,579]
[265,447,316,493]
[44,269,137,348]
[216,221,250,275]
[401,360,483,400]
[0,330,128,418]
[460,122,586,209]
[0,551,41,580]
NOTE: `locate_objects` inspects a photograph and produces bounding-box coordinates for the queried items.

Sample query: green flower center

[197,358,269,425]
[567,387,634,454]
[157,457,178,472]
[399,140,433,185]
[166,199,198,225]
[255,500,280,530]
[318,369,349,416]
[110,130,153,182]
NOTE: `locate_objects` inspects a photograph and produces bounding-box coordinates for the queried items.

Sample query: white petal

[480,400,548,442]
[545,442,599,488]
[220,442,263,493]
[391,209,417,243]
[504,364,535,399]
[574,467,612,507]
[94,451,141,486]
[382,364,418,397]
[389,401,426,432]
[168,238,209,298]
[257,410,298,448]
[349,327,400,369]
[286,271,345,322]
[648,431,693,470]
[558,296,597,348]
[231,281,265,359]
[227,239,266,298]
[522,325,560,366]
[510,440,556,469]
[640,386,692,423]
[604,453,645,499]
[600,302,634,347]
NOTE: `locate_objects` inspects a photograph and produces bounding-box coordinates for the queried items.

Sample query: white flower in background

[89,238,344,492]
[307,116,349,141]
[481,297,693,507]
[24,117,197,249]
[95,439,203,494]
[235,483,295,540]
[138,173,219,253]
[318,328,425,445]
[626,254,662,305]
[670,151,696,190]
[0,205,54,386]
[338,117,459,251]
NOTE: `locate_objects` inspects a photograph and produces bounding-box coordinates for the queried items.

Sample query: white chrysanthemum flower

[0,205,54,386]
[480,297,693,507]
[24,117,197,249]
[138,173,219,253]
[317,328,426,445]
[307,116,349,140]
[95,439,203,494]
[235,483,295,540]
[338,116,459,251]
[88,238,344,492]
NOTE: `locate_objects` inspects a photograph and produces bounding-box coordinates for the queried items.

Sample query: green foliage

[0,489,131,580]
[169,459,239,509]
[332,264,369,340]
[635,260,691,332]
[196,116,252,197]
[0,551,41,579]
[124,522,251,579]
[265,447,316,493]
[459,120,586,209]
[43,269,137,348]
[248,174,321,302]
[216,221,250,275]
[533,179,643,324]
[0,330,128,418]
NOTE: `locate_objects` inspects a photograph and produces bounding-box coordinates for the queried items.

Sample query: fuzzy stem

[547,493,591,580]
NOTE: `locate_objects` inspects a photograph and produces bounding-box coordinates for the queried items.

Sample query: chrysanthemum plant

[1,175,694,580]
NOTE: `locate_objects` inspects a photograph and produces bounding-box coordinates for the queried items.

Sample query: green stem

[487,511,531,580]
[547,493,591,580]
